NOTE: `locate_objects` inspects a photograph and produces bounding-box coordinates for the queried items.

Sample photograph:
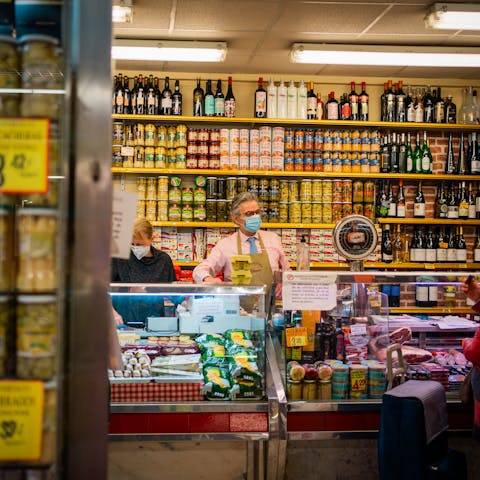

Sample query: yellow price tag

[0,118,50,193]
[286,327,307,347]
[350,369,367,392]
[0,380,45,461]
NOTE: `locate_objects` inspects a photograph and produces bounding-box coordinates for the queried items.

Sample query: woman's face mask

[244,214,262,233]
[131,245,150,260]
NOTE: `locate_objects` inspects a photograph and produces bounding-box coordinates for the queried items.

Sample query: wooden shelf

[111,114,480,131]
[152,221,337,228]
[378,218,480,226]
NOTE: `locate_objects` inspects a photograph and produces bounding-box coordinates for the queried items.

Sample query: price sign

[350,369,367,393]
[0,380,44,461]
[286,327,308,347]
[0,118,50,193]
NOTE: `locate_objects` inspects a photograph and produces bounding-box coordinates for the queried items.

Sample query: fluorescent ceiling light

[112,0,133,23]
[290,43,480,67]
[425,3,480,30]
[112,40,227,62]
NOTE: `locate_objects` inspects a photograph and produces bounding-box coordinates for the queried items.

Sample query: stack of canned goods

[206,176,248,221]
[284,128,381,173]
[186,128,220,169]
[113,122,187,168]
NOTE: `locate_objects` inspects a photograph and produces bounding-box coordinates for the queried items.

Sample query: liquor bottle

[416,227,426,262]
[193,79,205,116]
[349,81,359,121]
[447,227,457,263]
[385,80,394,122]
[395,80,406,122]
[445,95,457,124]
[456,226,467,263]
[160,76,173,115]
[458,87,469,124]
[410,227,418,262]
[130,75,138,114]
[146,74,156,115]
[171,79,182,116]
[266,78,277,119]
[469,132,480,174]
[255,77,267,118]
[297,80,307,120]
[123,75,131,114]
[398,132,407,173]
[136,73,145,115]
[476,182,480,219]
[335,319,345,361]
[458,181,469,220]
[436,227,448,263]
[413,181,426,218]
[380,82,388,121]
[381,225,393,263]
[456,132,467,174]
[421,131,432,173]
[325,92,339,120]
[340,94,351,120]
[214,79,225,117]
[406,132,414,173]
[396,179,406,218]
[380,134,391,173]
[425,227,436,262]
[390,132,399,173]
[376,181,389,218]
[413,132,422,173]
[114,72,125,114]
[434,87,445,123]
[153,76,161,113]
[204,79,215,116]
[287,80,297,119]
[277,79,287,118]
[435,181,448,219]
[468,182,476,219]
[444,132,456,174]
[447,182,459,219]
[392,225,403,263]
[316,92,324,120]
[423,86,434,123]
[406,85,415,122]
[112,74,117,113]
[387,181,396,217]
[223,76,235,118]
[359,81,369,121]
[306,82,317,119]
[414,88,424,123]
[474,227,480,262]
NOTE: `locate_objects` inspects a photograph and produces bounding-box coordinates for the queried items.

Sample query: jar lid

[19,34,59,45]
[17,294,56,303]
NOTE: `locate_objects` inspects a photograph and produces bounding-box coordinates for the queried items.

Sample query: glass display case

[108,283,267,402]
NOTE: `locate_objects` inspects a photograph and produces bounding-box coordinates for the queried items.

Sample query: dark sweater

[111,247,176,326]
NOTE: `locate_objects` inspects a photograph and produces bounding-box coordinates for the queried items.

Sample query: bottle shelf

[112,167,480,182]
[111,114,480,131]
[377,218,480,226]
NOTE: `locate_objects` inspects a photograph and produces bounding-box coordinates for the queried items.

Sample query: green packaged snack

[227,344,257,359]
[196,333,226,360]
[224,329,253,349]
[203,365,231,400]
[230,381,264,400]
[229,354,263,385]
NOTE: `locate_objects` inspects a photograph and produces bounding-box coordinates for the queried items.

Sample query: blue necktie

[247,236,258,254]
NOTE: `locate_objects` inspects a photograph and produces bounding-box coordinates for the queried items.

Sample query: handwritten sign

[283,283,337,311]
[285,327,308,347]
[111,190,138,259]
[0,380,44,461]
[0,118,50,193]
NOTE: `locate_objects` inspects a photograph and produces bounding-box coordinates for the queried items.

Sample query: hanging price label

[285,327,308,347]
[0,118,50,193]
[0,380,44,461]
[350,369,367,393]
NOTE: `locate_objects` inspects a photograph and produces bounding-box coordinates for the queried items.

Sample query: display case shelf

[378,218,480,226]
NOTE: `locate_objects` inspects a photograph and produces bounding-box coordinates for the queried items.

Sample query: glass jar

[302,380,317,400]
[287,380,302,400]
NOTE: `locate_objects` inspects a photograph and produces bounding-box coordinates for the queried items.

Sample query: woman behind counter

[111,217,176,326]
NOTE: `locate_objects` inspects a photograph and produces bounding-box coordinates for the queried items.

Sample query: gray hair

[231,192,260,217]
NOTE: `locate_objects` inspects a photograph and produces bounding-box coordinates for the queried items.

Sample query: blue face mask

[245,215,262,233]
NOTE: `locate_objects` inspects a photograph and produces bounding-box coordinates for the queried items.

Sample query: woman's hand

[203,276,223,284]
[461,276,480,304]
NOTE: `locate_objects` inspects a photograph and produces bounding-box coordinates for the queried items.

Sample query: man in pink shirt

[193,192,290,299]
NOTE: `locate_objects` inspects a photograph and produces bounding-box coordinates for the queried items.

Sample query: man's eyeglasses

[241,209,261,217]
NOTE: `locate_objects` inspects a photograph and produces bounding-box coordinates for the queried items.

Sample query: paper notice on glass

[282,283,337,311]
[111,190,138,259]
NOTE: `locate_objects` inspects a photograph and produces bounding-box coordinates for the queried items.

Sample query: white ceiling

[113,0,480,79]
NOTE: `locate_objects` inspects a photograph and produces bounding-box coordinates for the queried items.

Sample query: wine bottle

[193,79,205,116]
[416,227,426,262]
[413,132,422,173]
[326,91,339,120]
[146,74,156,115]
[476,182,480,219]
[287,80,297,119]
[112,74,117,113]
[153,76,161,113]
[395,80,406,122]
[266,78,277,119]
[204,80,215,116]
[456,226,467,263]
[172,79,182,116]
[445,95,457,124]
[474,227,480,262]
[434,87,445,123]
[413,181,426,218]
[456,132,467,174]
[381,225,393,263]
[393,225,403,263]
[445,132,456,174]
[414,88,424,123]
[423,86,434,123]
[396,180,406,218]
[359,81,369,121]
[376,181,389,218]
[447,182,459,219]
[458,181,469,220]
[160,76,173,115]
[297,80,307,120]
[213,79,225,117]
[306,82,317,120]
[421,131,432,174]
[316,92,324,120]
[385,80,395,122]
[398,132,407,173]
[224,76,236,118]
[136,73,145,115]
[114,72,125,114]
[410,227,418,263]
[387,181,396,217]
[425,227,436,262]
[406,85,415,122]
[436,227,448,263]
[446,227,457,263]
[406,132,414,173]
[380,134,391,173]
[349,81,359,121]
[468,182,476,219]
[380,82,388,122]
[435,181,448,219]
[254,77,267,118]
[130,75,138,114]
[277,79,287,118]
[340,93,351,120]
[390,132,399,173]
[469,132,480,174]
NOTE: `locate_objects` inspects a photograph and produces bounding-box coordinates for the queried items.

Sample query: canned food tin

[193,204,206,221]
[226,177,237,200]
[169,187,182,203]
[279,202,289,222]
[332,202,343,222]
[342,202,352,217]
[342,179,353,203]
[258,179,269,202]
[186,154,197,169]
[332,179,343,202]
[198,129,209,142]
[182,187,194,204]
[237,177,248,193]
[197,154,209,169]
[300,179,312,202]
[194,187,207,204]
[168,203,181,221]
[269,179,280,201]
[289,202,301,223]
[364,180,375,203]
[187,129,198,142]
[187,142,198,156]
[312,202,322,223]
[279,180,289,202]
[322,203,333,223]
[197,141,209,156]
[288,180,299,202]
[247,178,259,195]
[209,142,220,156]
[301,202,312,223]
[181,204,193,221]
[352,203,364,215]
[210,129,220,142]
[353,181,364,203]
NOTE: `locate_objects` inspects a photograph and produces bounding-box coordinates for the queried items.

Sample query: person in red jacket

[461,276,480,440]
